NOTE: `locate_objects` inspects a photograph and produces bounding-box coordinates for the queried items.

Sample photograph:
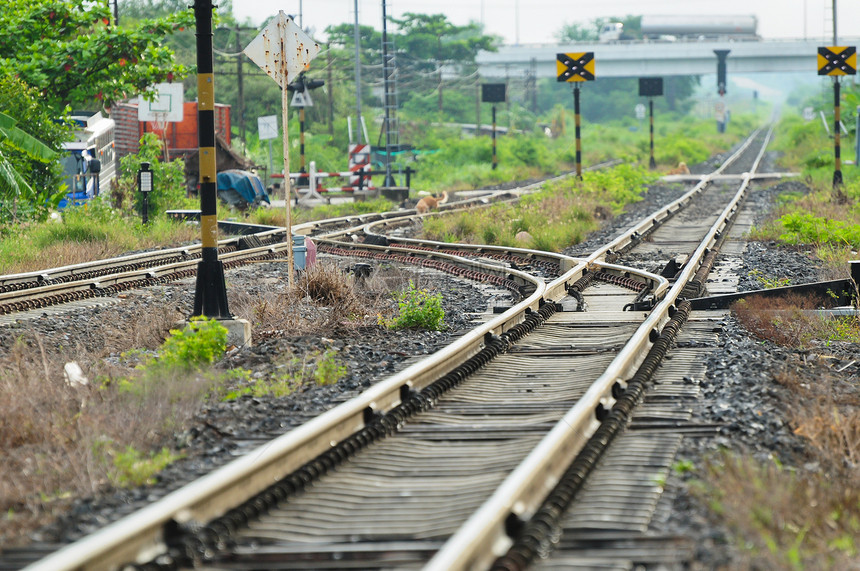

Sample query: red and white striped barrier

[286,161,373,194]
[348,143,371,188]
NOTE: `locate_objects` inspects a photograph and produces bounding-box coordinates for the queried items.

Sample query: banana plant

[0,110,57,222]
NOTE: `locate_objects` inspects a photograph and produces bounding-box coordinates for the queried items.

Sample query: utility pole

[235,25,245,146]
[353,0,364,143]
[381,0,395,186]
[327,46,335,136]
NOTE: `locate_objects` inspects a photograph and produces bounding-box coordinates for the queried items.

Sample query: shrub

[154,316,228,372]
[386,280,445,330]
[112,133,192,216]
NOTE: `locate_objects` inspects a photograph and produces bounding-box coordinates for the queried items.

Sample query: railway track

[10,126,787,570]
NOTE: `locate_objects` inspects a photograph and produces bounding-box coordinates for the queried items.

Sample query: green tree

[0,76,69,224]
[0,0,195,111]
[390,13,498,113]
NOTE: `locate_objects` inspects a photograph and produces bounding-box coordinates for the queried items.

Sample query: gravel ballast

[2,157,858,569]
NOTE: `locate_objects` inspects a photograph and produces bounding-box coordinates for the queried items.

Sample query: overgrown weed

[732,294,860,349]
[0,315,224,546]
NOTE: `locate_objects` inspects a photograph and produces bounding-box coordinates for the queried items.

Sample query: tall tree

[389,13,498,113]
[0,0,194,112]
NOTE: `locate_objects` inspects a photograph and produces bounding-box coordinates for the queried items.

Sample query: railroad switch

[660,257,683,279]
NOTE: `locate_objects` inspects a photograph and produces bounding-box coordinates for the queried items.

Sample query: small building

[110,100,257,193]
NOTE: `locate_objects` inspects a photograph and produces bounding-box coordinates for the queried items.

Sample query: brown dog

[415,191,448,214]
[667,161,691,175]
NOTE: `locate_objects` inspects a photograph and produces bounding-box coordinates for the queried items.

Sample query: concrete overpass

[476,38,860,79]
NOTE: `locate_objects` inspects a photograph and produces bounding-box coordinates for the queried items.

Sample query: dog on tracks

[415,191,448,214]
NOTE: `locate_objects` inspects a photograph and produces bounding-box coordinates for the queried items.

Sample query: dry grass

[230,260,416,335]
[0,303,208,546]
[693,296,860,567]
[732,293,860,349]
[698,451,860,570]
[0,261,440,546]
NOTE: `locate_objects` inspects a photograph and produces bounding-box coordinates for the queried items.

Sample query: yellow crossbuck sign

[818,46,856,76]
[556,52,595,82]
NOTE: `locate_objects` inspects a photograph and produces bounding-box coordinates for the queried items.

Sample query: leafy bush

[112,133,192,216]
[778,212,860,248]
[386,280,445,330]
[0,76,70,224]
[314,349,347,385]
[156,317,228,371]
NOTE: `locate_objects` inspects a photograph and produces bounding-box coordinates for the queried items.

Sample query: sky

[232,0,860,45]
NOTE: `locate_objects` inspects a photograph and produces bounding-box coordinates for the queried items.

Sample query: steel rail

[426,125,774,570]
[17,157,706,570]
[21,224,668,571]
[590,125,764,264]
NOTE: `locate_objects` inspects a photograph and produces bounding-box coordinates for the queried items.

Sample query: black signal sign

[818,46,857,76]
[639,77,663,97]
[482,83,506,103]
[556,52,595,82]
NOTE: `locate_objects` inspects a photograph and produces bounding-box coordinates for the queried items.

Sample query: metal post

[492,105,497,170]
[138,162,152,224]
[353,0,364,143]
[834,78,843,187]
[649,98,656,169]
[855,105,859,166]
[573,84,582,180]
[280,29,295,286]
[192,0,231,318]
[299,107,307,186]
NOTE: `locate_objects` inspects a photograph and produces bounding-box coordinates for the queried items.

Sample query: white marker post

[244,12,319,286]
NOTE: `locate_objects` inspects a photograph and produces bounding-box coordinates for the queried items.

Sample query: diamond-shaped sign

[244,11,320,88]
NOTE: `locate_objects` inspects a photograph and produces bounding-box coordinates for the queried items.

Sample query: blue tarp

[216,170,270,207]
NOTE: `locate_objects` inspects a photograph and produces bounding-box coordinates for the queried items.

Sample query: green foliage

[748,269,792,289]
[219,349,347,401]
[385,281,445,330]
[0,77,69,224]
[421,163,655,252]
[777,212,860,248]
[156,317,228,372]
[314,349,348,385]
[106,445,183,487]
[0,0,194,110]
[113,133,192,216]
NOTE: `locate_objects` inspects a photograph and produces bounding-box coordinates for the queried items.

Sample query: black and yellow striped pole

[573,84,582,180]
[649,98,656,169]
[833,77,843,187]
[192,0,230,318]
[556,52,594,181]
[817,46,857,189]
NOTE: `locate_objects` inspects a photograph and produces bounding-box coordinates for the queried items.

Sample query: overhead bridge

[477,38,860,79]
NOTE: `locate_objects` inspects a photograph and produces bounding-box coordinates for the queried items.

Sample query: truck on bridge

[600,14,759,43]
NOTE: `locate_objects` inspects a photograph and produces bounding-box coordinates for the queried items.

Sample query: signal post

[818,46,857,188]
[556,52,595,180]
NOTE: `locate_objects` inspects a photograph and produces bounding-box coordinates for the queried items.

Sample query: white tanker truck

[599,14,759,42]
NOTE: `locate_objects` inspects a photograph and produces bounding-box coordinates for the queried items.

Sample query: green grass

[420,162,657,252]
[0,198,199,274]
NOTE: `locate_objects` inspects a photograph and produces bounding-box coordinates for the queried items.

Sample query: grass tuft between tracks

[419,163,657,251]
